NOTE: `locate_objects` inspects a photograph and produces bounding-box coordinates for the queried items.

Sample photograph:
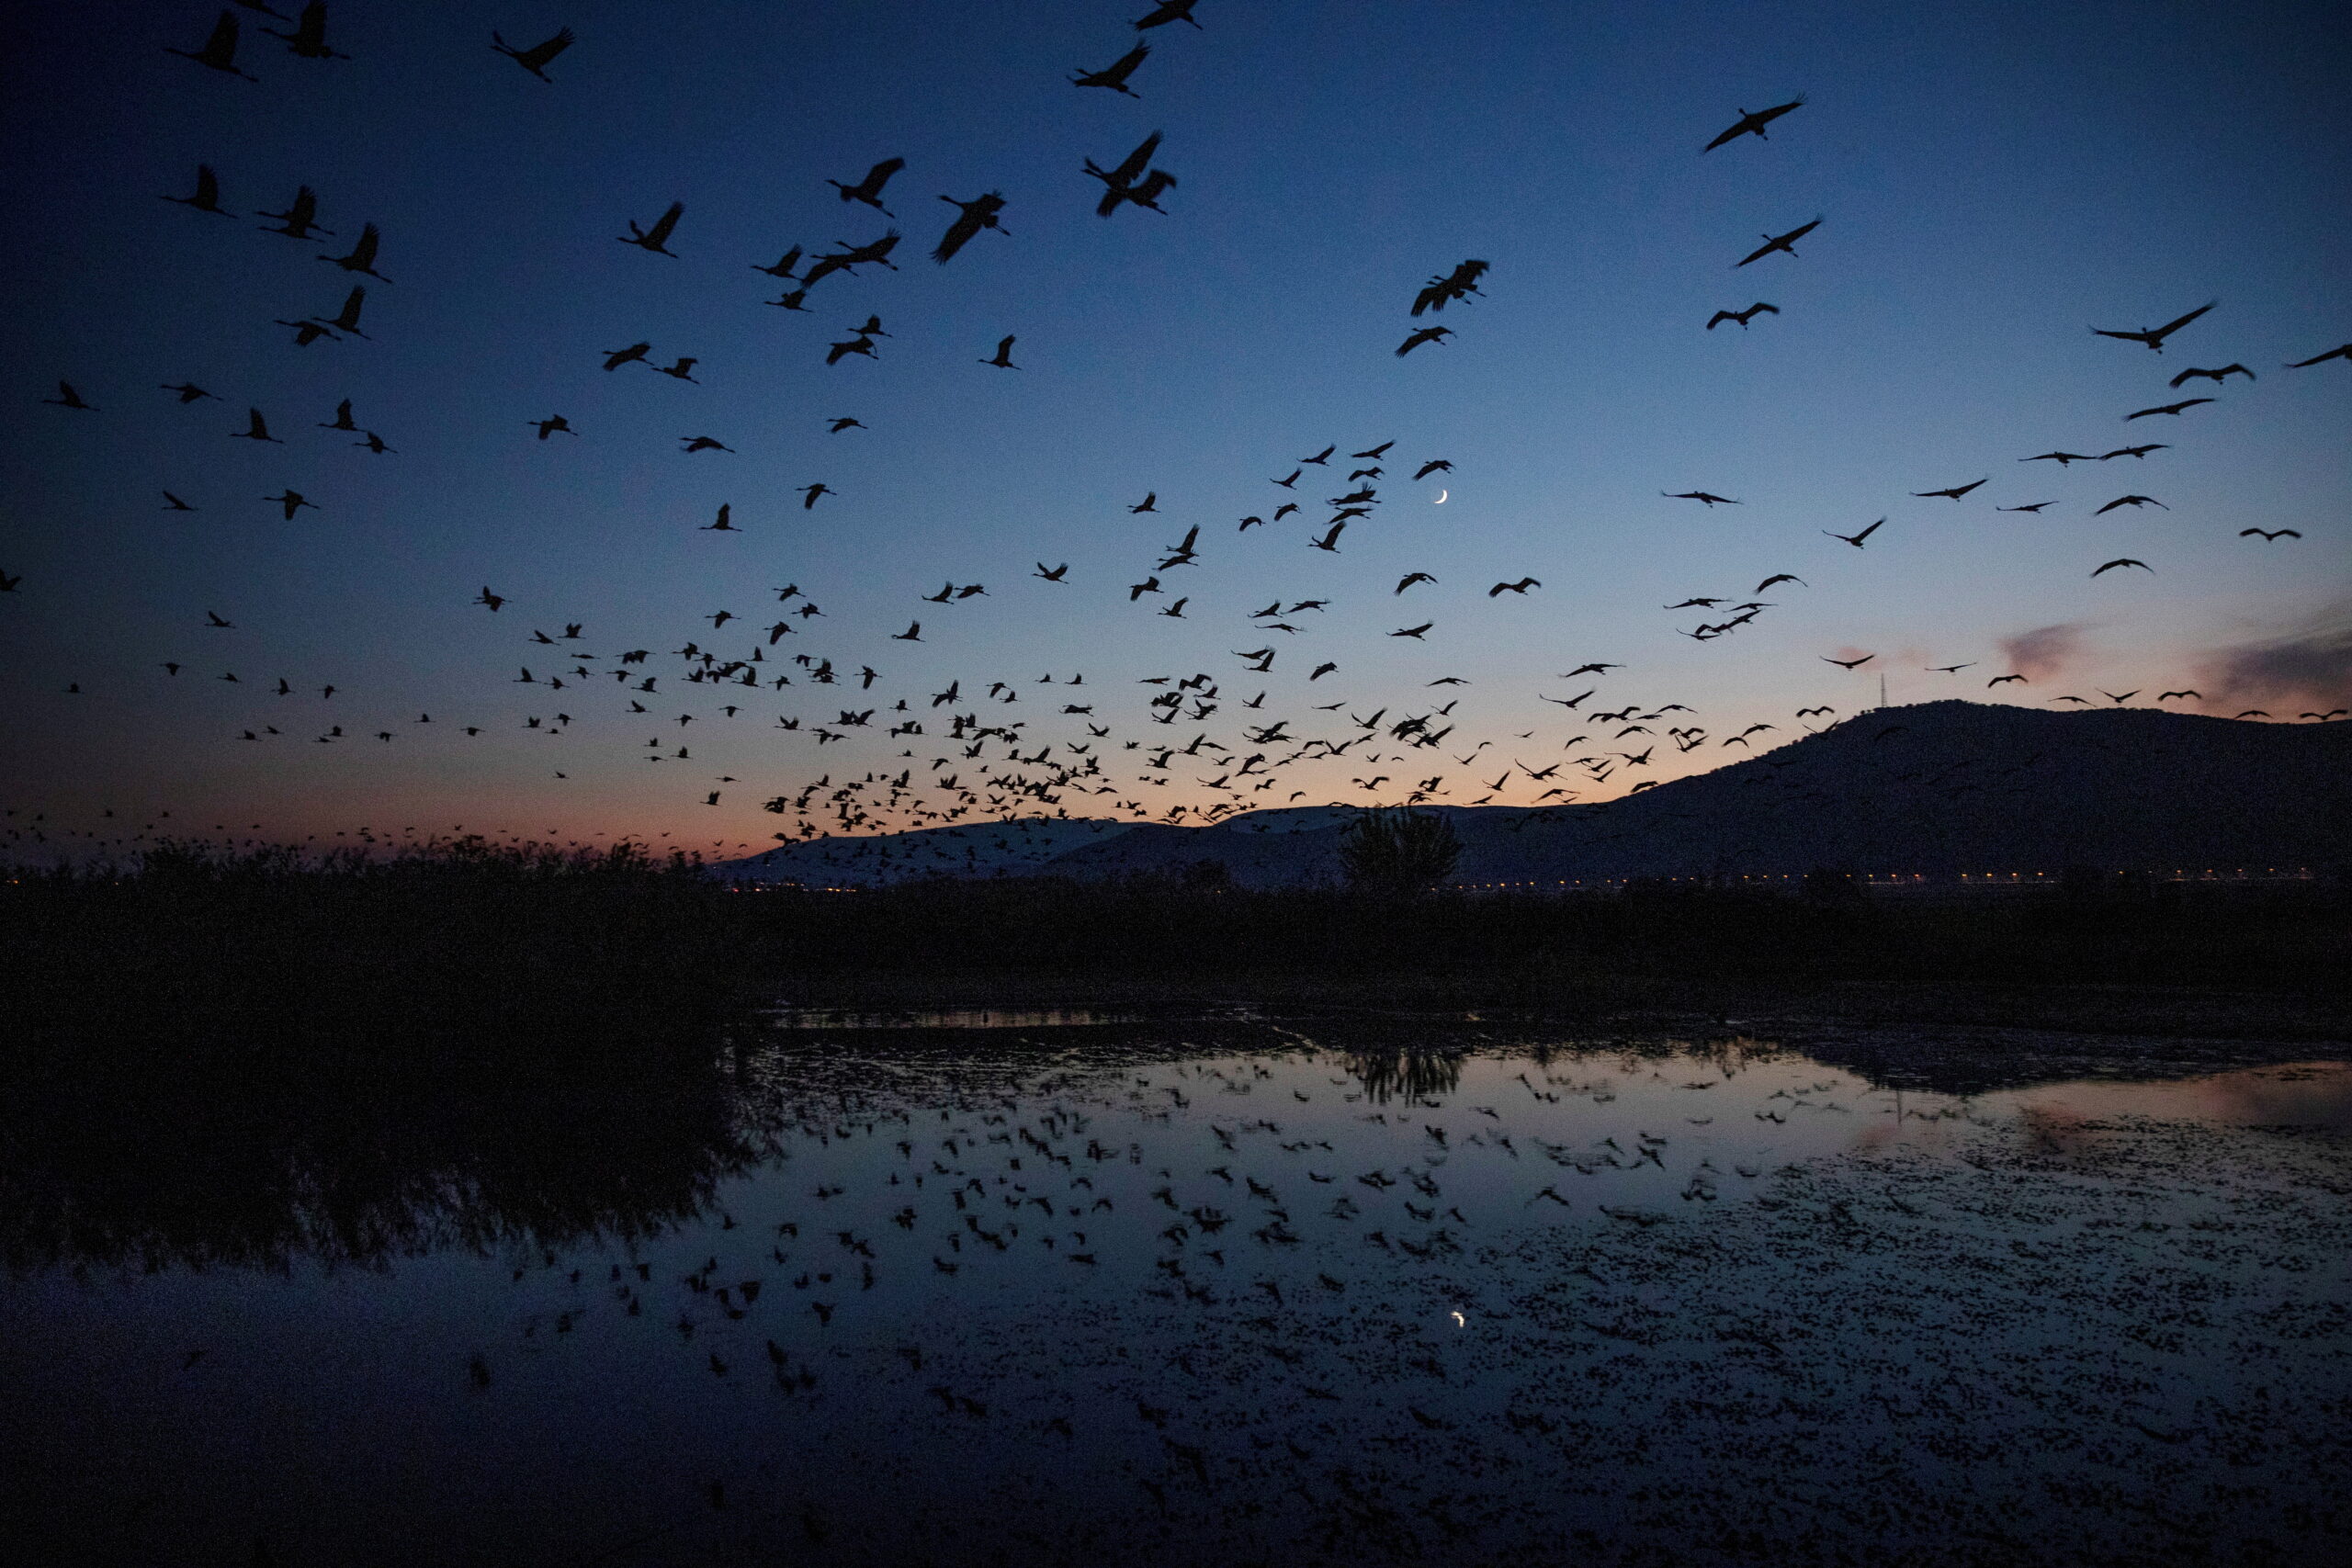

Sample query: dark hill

[718,704,2352,888]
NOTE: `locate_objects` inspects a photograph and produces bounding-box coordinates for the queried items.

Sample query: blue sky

[2,1,2346,854]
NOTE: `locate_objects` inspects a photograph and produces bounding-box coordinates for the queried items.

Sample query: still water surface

[5,1028,2346,1565]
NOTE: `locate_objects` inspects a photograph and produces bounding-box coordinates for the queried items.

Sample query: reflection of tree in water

[1346,1049,1464,1104]
[0,1031,765,1276]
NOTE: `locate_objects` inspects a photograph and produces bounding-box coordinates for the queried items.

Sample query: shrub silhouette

[1338,808,1464,894]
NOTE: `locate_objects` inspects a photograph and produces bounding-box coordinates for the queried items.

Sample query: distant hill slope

[710,815,1136,886]
[717,704,2352,887]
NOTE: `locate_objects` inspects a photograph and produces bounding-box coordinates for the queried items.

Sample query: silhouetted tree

[1339,809,1463,894]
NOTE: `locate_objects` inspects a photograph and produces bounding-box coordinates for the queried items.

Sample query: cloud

[1996,622,2086,682]
[2191,605,2352,714]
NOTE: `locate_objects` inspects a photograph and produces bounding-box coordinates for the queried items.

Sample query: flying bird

[492,27,574,81]
[169,12,259,79]
[2090,558,2152,576]
[1705,301,1779,330]
[2284,344,2350,368]
[1035,562,1069,581]
[1987,673,2026,686]
[1754,573,1805,592]
[933,192,1008,263]
[1912,478,1986,501]
[893,621,922,641]
[1071,40,1151,96]
[1413,459,1453,479]
[753,247,803,280]
[1823,518,1884,547]
[255,186,330,240]
[980,335,1019,368]
[2125,398,2212,420]
[1411,260,1489,316]
[2169,363,2253,388]
[1133,1,1203,29]
[2094,494,2166,513]
[231,407,282,442]
[1664,491,1738,506]
[2100,444,2167,459]
[164,164,234,217]
[1084,132,1176,217]
[1395,572,1436,594]
[266,4,345,61]
[42,381,96,411]
[2090,300,2214,352]
[799,483,832,509]
[619,201,684,255]
[528,415,575,439]
[1999,502,2054,513]
[1736,218,1820,267]
[1821,653,1874,670]
[828,157,905,215]
[1396,327,1452,355]
[1703,96,1804,152]
[1488,578,1541,596]
[2021,451,2095,466]
[321,222,389,279]
[265,490,315,520]
[2238,527,2300,541]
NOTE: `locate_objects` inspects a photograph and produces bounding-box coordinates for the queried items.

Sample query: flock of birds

[9,4,2348,863]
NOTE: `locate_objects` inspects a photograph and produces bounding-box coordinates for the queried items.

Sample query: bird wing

[1112,132,1162,186]
[2152,300,2215,339]
[645,202,684,244]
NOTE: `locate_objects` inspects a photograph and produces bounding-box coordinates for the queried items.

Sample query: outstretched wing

[520,28,575,71]
[2152,300,2215,340]
[1112,131,1163,186]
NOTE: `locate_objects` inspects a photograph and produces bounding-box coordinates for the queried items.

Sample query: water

[5,1030,2346,1565]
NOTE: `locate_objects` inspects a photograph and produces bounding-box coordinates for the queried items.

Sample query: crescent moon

[1434,489,1448,504]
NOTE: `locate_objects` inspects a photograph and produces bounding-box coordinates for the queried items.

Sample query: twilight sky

[2,0,2346,858]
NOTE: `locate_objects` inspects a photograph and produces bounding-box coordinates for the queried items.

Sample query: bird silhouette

[2126,397,2212,420]
[266,4,345,60]
[2169,363,2253,388]
[255,186,331,239]
[1084,132,1175,217]
[321,222,389,279]
[265,491,314,520]
[753,246,803,279]
[42,381,96,412]
[528,415,576,439]
[1035,562,1069,581]
[164,164,235,217]
[168,12,260,78]
[1823,517,1884,547]
[2090,300,2213,352]
[1999,502,2054,513]
[893,621,922,642]
[1736,218,1820,266]
[2285,344,2351,368]
[619,201,684,255]
[1987,673,2025,686]
[1704,96,1804,151]
[2094,494,2166,513]
[2091,558,2153,576]
[2237,527,2300,541]
[653,357,699,381]
[1664,491,1738,506]
[492,27,575,82]
[933,193,1008,262]
[828,157,906,215]
[1396,326,1452,355]
[2100,444,2167,459]
[1395,572,1436,594]
[1488,578,1541,596]
[1705,301,1779,330]
[1072,41,1151,96]
[1411,260,1489,316]
[1913,478,1986,501]
[1133,1,1203,29]
[980,335,1019,368]
[231,408,282,443]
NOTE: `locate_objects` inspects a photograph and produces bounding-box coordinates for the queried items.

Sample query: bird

[163,492,196,512]
[2285,344,2351,368]
[1663,491,1738,506]
[619,201,684,255]
[1413,459,1453,479]
[1129,492,1159,513]
[980,335,1019,368]
[308,284,370,339]
[799,483,832,510]
[528,415,576,439]
[1823,518,1884,547]
[1396,327,1452,355]
[2238,527,2301,541]
[1821,653,1875,670]
[1301,446,1335,465]
[1035,562,1069,581]
[492,27,575,82]
[679,435,733,453]
[1308,521,1346,552]
[933,192,1008,263]
[1736,218,1820,266]
[652,357,699,382]
[826,336,877,366]
[701,504,737,531]
[602,343,651,371]
[2091,558,2152,576]
[1390,623,1433,639]
[2090,300,2214,352]
[321,222,389,280]
[1488,578,1541,596]
[255,186,331,240]
[1706,301,1779,330]
[265,491,315,520]
[1133,1,1203,30]
[1084,132,1175,217]
[2100,444,2167,460]
[2094,494,2166,513]
[205,611,234,628]
[266,4,345,61]
[2170,363,2253,388]
[162,382,218,404]
[231,408,282,443]
[1754,573,1805,592]
[2099,690,2140,705]
[164,164,235,217]
[1412,260,1490,316]
[1987,673,2026,686]
[1913,478,1986,501]
[826,417,864,433]
[2021,451,2096,466]
[893,621,922,641]
[2156,690,2201,701]
[1999,502,2054,513]
[1071,40,1151,96]
[318,399,357,431]
[828,157,906,215]
[42,381,96,411]
[1704,96,1804,152]
[1395,572,1436,594]
[2125,398,2212,420]
[167,12,259,79]
[475,586,505,612]
[754,247,803,280]
[1928,661,1974,672]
